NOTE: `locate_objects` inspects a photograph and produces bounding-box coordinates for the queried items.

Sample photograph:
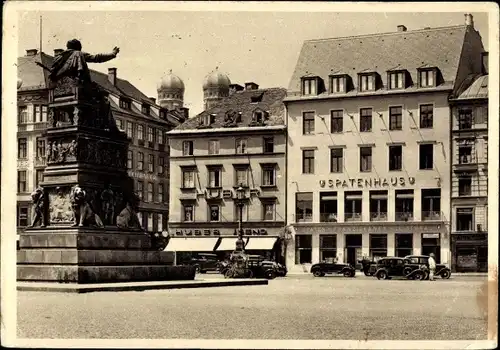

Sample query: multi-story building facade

[167,76,288,262]
[16,49,186,235]
[448,52,489,272]
[283,15,485,271]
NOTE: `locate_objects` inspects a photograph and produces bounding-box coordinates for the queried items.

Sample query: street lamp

[234,186,246,253]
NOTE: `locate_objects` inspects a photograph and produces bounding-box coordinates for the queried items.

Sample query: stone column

[413,232,422,255]
[336,232,345,263]
[362,232,370,258]
[387,232,395,256]
[312,232,320,264]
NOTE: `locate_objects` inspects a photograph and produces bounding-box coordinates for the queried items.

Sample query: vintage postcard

[1,1,498,349]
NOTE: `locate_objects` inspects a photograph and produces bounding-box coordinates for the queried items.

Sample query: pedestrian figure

[428,253,436,281]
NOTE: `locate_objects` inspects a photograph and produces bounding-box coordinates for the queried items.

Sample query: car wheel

[343,270,354,277]
[441,270,451,279]
[312,270,323,277]
[414,271,425,280]
[403,267,413,276]
[194,265,201,274]
[377,270,388,280]
[363,271,371,276]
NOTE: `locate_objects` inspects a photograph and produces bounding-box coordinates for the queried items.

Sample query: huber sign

[319,176,416,189]
[174,228,269,237]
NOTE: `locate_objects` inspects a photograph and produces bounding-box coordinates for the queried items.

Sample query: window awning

[216,237,241,251]
[164,237,219,252]
[396,193,414,199]
[245,237,278,250]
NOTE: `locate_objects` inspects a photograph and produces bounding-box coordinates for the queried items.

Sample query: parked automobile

[223,254,279,279]
[262,260,287,277]
[404,255,451,279]
[185,253,220,273]
[310,260,356,277]
[373,257,426,280]
[359,257,377,276]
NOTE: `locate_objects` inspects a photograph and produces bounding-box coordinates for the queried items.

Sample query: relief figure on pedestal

[28,187,46,228]
[49,186,74,223]
[116,193,142,230]
[67,140,78,160]
[46,141,53,162]
[70,185,104,228]
[100,183,115,225]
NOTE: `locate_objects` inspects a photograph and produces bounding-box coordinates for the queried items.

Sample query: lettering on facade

[128,171,158,182]
[174,228,269,237]
[453,234,487,242]
[319,176,416,189]
[222,190,232,198]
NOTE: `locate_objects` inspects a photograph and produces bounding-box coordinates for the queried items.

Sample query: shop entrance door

[421,234,441,263]
[345,234,362,267]
[477,246,488,272]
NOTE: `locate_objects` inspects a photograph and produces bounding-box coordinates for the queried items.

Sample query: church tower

[203,67,231,110]
[157,70,184,110]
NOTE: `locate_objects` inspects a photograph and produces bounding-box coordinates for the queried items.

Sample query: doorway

[345,234,362,267]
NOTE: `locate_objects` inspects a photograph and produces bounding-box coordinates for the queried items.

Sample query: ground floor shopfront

[451,232,488,272]
[165,223,286,264]
[285,222,450,272]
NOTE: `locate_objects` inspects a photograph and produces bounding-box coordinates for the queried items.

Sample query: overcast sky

[17,9,489,116]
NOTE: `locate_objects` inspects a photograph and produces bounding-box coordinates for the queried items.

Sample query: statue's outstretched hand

[112,47,120,56]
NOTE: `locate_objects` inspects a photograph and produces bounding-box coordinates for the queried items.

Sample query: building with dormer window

[166,82,288,263]
[283,14,485,272]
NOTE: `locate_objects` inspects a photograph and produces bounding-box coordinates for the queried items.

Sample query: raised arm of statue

[84,47,120,63]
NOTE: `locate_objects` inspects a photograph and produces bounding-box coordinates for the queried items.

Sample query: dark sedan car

[311,261,356,277]
[404,255,451,279]
[186,253,220,273]
[373,257,426,280]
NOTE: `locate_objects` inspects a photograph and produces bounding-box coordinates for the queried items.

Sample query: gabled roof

[288,25,468,91]
[454,75,488,100]
[171,87,287,132]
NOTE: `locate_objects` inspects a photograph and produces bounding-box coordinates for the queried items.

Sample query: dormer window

[329,75,346,93]
[142,104,150,115]
[302,77,318,95]
[119,98,131,110]
[203,114,216,126]
[255,111,263,123]
[388,71,406,89]
[358,74,376,92]
[252,108,268,125]
[418,68,437,88]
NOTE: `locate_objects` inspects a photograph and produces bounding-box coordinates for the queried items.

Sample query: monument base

[17,227,195,284]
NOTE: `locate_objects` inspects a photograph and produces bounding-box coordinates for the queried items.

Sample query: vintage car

[359,257,378,276]
[185,253,220,273]
[223,254,280,279]
[310,259,356,277]
[373,257,426,280]
[404,255,451,279]
[262,260,287,277]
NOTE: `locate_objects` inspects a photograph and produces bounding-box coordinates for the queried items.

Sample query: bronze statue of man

[41,39,119,84]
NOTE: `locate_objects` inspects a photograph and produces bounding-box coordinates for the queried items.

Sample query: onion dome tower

[203,67,231,110]
[157,70,185,110]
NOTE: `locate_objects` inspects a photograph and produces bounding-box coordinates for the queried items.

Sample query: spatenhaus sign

[320,176,416,189]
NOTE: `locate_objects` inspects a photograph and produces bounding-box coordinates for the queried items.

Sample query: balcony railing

[17,124,27,132]
[34,122,48,130]
[296,213,312,223]
[370,212,388,222]
[320,213,338,223]
[395,212,414,222]
[422,211,442,221]
[344,212,362,222]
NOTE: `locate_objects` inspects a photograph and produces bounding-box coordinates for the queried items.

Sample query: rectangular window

[34,105,41,122]
[295,192,313,222]
[17,205,29,227]
[158,184,164,203]
[389,145,402,171]
[302,150,315,174]
[263,202,275,221]
[148,154,154,173]
[18,138,27,159]
[370,190,388,221]
[182,169,195,188]
[158,213,164,232]
[421,188,441,220]
[360,147,372,172]
[120,98,131,109]
[456,208,474,231]
[116,119,124,131]
[235,139,247,154]
[209,205,220,222]
[41,105,48,122]
[420,104,433,128]
[127,151,133,169]
[395,190,414,221]
[295,235,312,264]
[320,235,337,261]
[302,112,315,135]
[235,168,248,187]
[302,79,317,95]
[360,108,372,132]
[263,137,274,153]
[157,129,164,144]
[359,74,375,91]
[395,234,413,257]
[148,127,154,143]
[157,156,165,175]
[137,181,144,200]
[18,106,28,124]
[419,144,433,170]
[137,125,144,141]
[330,76,345,93]
[262,166,276,186]
[183,141,194,156]
[36,138,45,158]
[419,69,435,87]
[389,72,405,89]
[389,106,402,130]
[458,108,473,130]
[330,148,343,173]
[147,212,154,232]
[142,104,150,115]
[35,169,44,187]
[137,152,144,171]
[208,167,222,187]
[458,176,472,196]
[330,110,343,133]
[458,146,473,164]
[320,192,338,223]
[370,234,388,259]
[183,204,194,222]
[147,182,154,202]
[208,140,220,155]
[344,191,362,221]
[126,121,133,138]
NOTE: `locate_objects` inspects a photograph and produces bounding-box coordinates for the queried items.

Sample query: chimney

[26,49,38,56]
[181,107,189,120]
[244,82,259,91]
[465,13,474,27]
[481,52,489,75]
[229,84,245,95]
[149,97,156,104]
[397,25,407,32]
[108,68,117,85]
[54,49,64,56]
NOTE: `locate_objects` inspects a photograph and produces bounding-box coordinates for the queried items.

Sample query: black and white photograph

[1,2,498,349]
